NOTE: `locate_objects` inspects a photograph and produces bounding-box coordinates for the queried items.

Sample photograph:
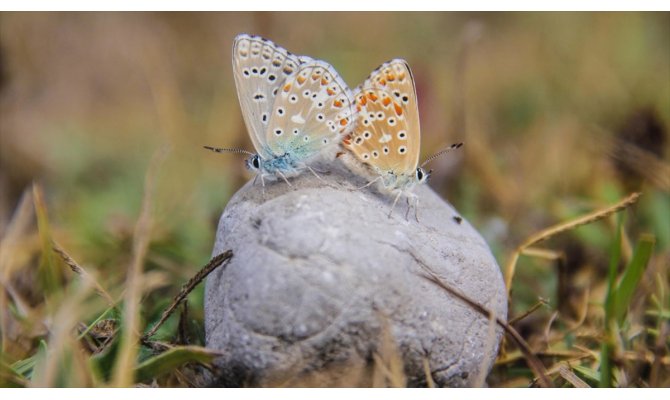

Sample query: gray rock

[204,158,507,387]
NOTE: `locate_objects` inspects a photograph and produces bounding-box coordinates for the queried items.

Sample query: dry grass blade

[508,298,548,325]
[422,357,436,388]
[504,191,641,295]
[558,364,590,388]
[112,147,168,387]
[142,250,233,341]
[371,314,406,388]
[418,264,553,388]
[0,188,34,354]
[51,241,115,307]
[30,279,95,387]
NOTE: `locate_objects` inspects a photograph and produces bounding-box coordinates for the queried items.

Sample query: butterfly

[205,34,356,187]
[342,59,462,217]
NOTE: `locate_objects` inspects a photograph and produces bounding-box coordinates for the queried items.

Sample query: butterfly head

[415,167,430,184]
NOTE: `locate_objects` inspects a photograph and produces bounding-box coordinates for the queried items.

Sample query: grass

[0,12,668,387]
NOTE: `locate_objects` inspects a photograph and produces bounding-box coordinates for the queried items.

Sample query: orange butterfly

[343,59,462,218]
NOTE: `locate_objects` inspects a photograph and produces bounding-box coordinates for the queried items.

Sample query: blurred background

[0,12,668,387]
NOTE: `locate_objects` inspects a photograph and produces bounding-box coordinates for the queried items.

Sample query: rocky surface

[204,159,507,387]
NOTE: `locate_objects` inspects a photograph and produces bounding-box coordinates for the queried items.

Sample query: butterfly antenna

[203,146,255,157]
[420,142,464,168]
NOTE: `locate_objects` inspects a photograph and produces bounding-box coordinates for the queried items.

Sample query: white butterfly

[343,59,462,217]
[206,34,356,187]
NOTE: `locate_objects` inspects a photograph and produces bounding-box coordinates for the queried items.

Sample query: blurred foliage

[0,12,668,387]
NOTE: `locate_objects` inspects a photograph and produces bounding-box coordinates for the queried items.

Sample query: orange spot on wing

[379,79,387,86]
[312,73,320,80]
[327,88,335,96]
[321,78,328,85]
[387,73,396,81]
[367,92,378,102]
[334,99,343,107]
[340,118,348,126]
[394,103,403,116]
[342,135,352,145]
[283,83,292,92]
[359,96,367,106]
[398,72,406,81]
[382,97,391,107]
[297,75,306,85]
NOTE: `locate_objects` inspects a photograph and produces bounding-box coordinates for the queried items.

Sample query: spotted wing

[232,34,303,158]
[344,59,420,177]
[264,59,355,161]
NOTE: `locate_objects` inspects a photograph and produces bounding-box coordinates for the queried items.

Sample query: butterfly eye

[247,155,261,170]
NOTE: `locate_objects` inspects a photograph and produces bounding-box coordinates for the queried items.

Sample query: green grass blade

[615,234,656,324]
[133,345,220,383]
[600,213,623,388]
[572,365,601,387]
[19,339,48,382]
[32,184,64,296]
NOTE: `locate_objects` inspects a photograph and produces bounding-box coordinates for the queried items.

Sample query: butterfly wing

[344,59,420,178]
[264,59,355,161]
[232,34,303,158]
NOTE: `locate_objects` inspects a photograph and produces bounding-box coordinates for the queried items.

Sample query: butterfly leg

[275,170,293,187]
[260,173,266,199]
[404,196,411,221]
[355,176,383,191]
[388,189,403,219]
[304,164,332,186]
[412,194,420,223]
